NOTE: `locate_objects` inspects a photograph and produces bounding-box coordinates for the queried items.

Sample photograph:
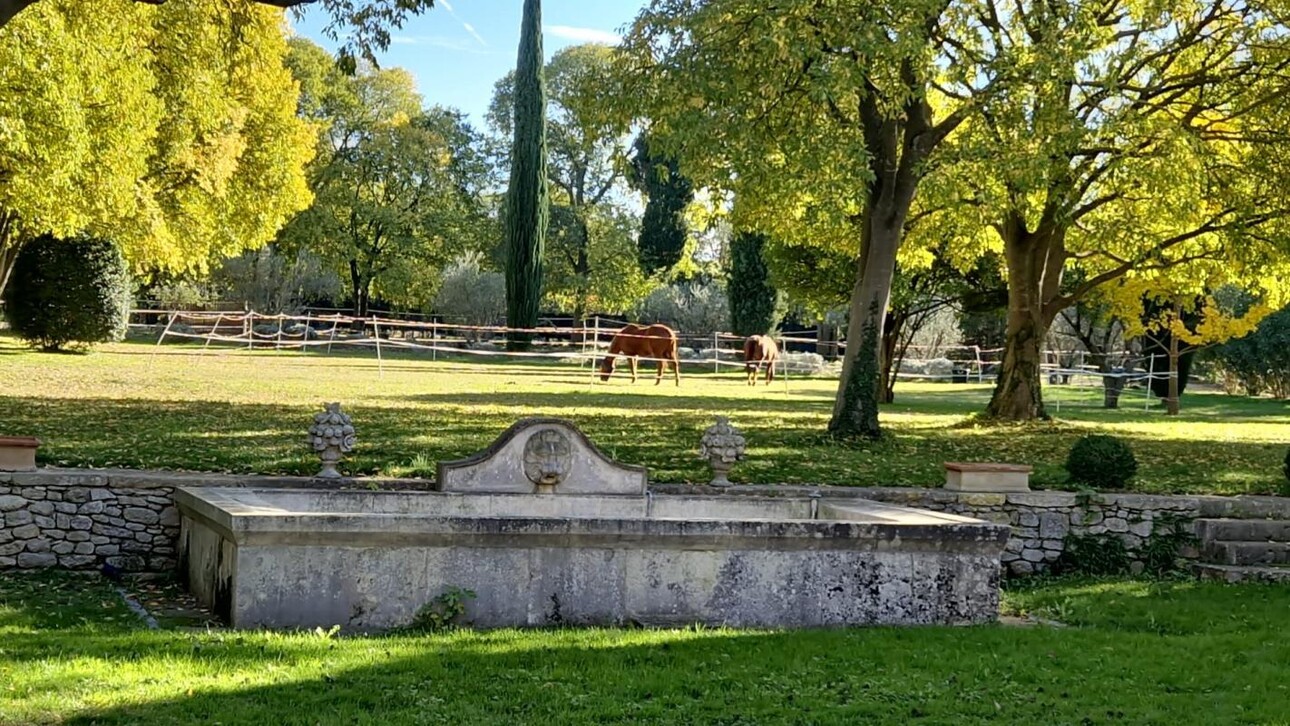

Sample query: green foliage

[409,587,475,632]
[635,280,728,338]
[727,231,784,337]
[281,41,492,316]
[763,243,852,319]
[1065,435,1138,490]
[502,0,548,349]
[930,0,1290,420]
[0,0,314,293]
[1215,305,1290,399]
[5,234,131,352]
[543,204,651,318]
[434,252,506,326]
[630,133,693,275]
[1138,515,1199,577]
[492,44,635,321]
[611,0,986,438]
[1053,533,1131,577]
[1052,515,1196,578]
[212,246,339,314]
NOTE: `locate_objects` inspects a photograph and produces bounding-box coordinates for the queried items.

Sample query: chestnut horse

[743,335,779,385]
[599,323,680,386]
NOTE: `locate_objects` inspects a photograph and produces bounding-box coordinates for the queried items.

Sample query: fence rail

[129,309,1176,406]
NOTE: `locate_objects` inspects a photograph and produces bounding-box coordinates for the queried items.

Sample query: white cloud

[545,25,621,45]
[436,0,487,47]
[461,22,487,47]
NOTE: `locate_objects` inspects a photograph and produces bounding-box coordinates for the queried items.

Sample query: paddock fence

[128,309,1177,406]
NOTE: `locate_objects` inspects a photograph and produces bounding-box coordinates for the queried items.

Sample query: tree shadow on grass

[2,578,1280,725]
[1,390,1285,492]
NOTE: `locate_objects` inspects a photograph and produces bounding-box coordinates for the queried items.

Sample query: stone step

[1193,563,1290,584]
[1195,495,1290,521]
[1203,540,1290,566]
[1196,518,1290,542]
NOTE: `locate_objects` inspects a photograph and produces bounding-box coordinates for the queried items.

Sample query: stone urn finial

[699,416,746,487]
[308,402,356,478]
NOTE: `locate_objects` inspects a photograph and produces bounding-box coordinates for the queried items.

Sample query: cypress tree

[728,231,784,337]
[630,134,693,275]
[503,0,548,350]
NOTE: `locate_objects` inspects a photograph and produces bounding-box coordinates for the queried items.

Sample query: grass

[0,336,1287,494]
[0,571,1287,724]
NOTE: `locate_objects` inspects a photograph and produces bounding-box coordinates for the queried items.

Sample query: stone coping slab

[6,468,1290,519]
[944,462,1033,473]
[174,487,1010,554]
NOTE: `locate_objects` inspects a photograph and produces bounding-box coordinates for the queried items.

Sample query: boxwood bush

[1065,434,1138,490]
[5,233,131,352]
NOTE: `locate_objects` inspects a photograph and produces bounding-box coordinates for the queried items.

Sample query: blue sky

[292,0,647,129]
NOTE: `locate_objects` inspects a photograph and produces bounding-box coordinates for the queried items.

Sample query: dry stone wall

[857,488,1202,575]
[0,469,372,574]
[0,472,181,572]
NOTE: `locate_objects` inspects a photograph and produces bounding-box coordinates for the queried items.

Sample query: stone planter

[943,462,1032,492]
[0,436,39,472]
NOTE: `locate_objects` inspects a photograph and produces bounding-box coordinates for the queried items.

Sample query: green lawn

[0,336,1287,494]
[1,572,1287,725]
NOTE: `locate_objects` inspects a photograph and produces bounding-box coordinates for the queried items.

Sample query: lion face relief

[522,429,573,487]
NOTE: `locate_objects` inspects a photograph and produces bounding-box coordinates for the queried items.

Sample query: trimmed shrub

[1065,434,1138,489]
[5,234,131,352]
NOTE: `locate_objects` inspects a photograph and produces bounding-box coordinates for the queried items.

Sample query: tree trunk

[0,212,21,299]
[1089,353,1123,409]
[1165,303,1181,415]
[348,260,368,318]
[879,310,905,404]
[829,221,900,439]
[986,223,1063,421]
[0,241,17,299]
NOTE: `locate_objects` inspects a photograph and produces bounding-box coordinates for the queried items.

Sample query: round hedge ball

[1065,434,1138,490]
[5,233,131,352]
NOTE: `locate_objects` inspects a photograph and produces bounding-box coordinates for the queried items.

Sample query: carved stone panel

[436,418,648,495]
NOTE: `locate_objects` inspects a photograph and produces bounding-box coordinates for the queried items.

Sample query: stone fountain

[176,418,1008,630]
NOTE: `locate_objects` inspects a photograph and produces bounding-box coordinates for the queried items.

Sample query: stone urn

[698,416,746,487]
[308,403,356,478]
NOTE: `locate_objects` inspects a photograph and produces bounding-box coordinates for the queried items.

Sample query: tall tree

[0,0,436,69]
[0,0,314,295]
[921,0,1290,421]
[490,44,635,323]
[544,203,651,318]
[280,41,491,316]
[610,0,996,439]
[0,0,155,294]
[630,133,693,275]
[727,231,783,337]
[502,0,548,350]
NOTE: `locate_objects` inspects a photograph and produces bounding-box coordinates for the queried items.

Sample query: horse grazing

[743,335,779,385]
[599,323,680,386]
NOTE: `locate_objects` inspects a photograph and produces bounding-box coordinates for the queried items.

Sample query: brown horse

[743,335,779,385]
[599,323,680,386]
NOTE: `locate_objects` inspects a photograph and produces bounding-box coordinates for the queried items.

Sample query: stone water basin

[176,486,1009,630]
